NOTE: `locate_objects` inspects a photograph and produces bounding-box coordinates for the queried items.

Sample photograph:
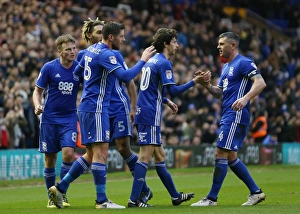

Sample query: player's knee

[62,151,75,162]
[116,142,130,156]
[215,148,229,159]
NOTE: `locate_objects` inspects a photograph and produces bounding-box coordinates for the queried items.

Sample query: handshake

[193,69,211,86]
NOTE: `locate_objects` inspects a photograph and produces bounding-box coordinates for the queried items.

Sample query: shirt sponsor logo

[222,78,228,91]
[58,81,74,95]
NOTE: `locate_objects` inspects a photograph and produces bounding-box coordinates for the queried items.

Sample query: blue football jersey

[76,49,87,82]
[135,53,175,126]
[108,50,131,117]
[36,58,80,124]
[76,49,86,62]
[218,54,259,125]
[74,43,122,113]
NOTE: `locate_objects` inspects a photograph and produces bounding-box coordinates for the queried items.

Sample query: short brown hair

[55,34,76,50]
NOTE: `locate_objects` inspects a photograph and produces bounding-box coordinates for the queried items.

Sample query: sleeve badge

[109,56,117,64]
[165,70,172,79]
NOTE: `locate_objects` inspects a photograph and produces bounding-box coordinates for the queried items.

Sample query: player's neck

[162,50,170,59]
[60,58,73,69]
[104,41,113,49]
[227,51,239,63]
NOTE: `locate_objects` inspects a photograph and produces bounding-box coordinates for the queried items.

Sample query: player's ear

[164,41,168,48]
[87,33,92,39]
[108,34,114,41]
[231,41,236,49]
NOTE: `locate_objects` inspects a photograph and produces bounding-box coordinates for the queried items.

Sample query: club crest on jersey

[73,73,79,81]
[138,132,147,143]
[109,56,117,64]
[165,70,172,79]
[229,67,234,76]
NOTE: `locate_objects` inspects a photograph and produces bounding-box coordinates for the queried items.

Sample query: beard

[112,41,120,50]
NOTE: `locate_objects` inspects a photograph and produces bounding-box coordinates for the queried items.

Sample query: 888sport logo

[59,81,74,95]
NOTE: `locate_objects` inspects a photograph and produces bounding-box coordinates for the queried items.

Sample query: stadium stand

[0,0,299,150]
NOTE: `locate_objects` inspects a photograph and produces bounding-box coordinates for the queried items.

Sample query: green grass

[0,165,300,214]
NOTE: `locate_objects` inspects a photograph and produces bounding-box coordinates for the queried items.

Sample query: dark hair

[102,21,125,40]
[219,32,240,46]
[151,28,177,53]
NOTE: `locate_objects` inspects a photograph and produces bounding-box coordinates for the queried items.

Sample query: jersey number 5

[84,56,92,81]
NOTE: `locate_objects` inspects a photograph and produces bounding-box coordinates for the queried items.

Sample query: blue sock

[92,162,107,204]
[229,158,260,194]
[207,158,228,201]
[155,161,179,199]
[44,168,55,198]
[60,161,73,180]
[125,152,138,172]
[125,153,149,193]
[58,157,90,193]
[130,161,148,202]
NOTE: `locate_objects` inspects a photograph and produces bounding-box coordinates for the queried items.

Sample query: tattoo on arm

[205,84,223,99]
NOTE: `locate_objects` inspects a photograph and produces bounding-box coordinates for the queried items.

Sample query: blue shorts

[216,122,248,151]
[78,111,110,145]
[39,123,77,153]
[136,124,161,146]
[110,114,132,141]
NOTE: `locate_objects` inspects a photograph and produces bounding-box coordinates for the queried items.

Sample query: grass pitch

[0,165,299,214]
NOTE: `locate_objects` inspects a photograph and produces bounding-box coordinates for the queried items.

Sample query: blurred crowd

[0,0,299,150]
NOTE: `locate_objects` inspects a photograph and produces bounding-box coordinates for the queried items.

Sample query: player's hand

[232,97,247,111]
[194,69,211,86]
[34,105,43,115]
[129,109,135,123]
[166,99,178,114]
[140,46,156,62]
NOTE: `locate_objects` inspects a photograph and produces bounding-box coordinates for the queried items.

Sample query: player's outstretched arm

[194,70,223,99]
[113,46,156,82]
